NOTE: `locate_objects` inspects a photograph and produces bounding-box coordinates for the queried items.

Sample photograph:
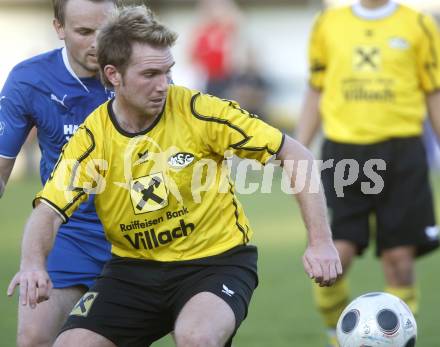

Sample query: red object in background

[191,21,236,80]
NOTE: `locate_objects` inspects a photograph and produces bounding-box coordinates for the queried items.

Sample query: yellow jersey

[35,85,284,261]
[309,3,440,144]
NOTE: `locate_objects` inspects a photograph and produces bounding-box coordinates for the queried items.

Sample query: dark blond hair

[53,0,119,25]
[97,5,178,87]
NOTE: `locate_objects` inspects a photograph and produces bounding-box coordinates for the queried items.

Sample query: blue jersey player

[0,0,117,345]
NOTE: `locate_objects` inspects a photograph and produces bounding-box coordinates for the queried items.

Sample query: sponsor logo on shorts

[425,225,439,241]
[222,284,235,297]
[70,292,99,317]
[0,121,5,136]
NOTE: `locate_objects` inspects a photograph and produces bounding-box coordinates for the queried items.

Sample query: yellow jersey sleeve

[34,124,103,222]
[191,93,284,164]
[308,12,327,90]
[416,14,440,92]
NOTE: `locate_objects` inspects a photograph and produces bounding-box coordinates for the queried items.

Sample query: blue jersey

[0,48,112,271]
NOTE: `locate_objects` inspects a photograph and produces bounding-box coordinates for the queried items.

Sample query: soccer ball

[336,292,417,347]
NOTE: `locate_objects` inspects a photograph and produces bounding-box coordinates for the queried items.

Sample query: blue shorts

[47,219,111,289]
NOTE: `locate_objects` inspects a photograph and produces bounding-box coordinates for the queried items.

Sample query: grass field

[1,172,440,346]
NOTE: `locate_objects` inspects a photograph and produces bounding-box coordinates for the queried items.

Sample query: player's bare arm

[276,135,342,286]
[7,203,63,308]
[296,86,322,147]
[427,90,440,139]
[0,157,15,198]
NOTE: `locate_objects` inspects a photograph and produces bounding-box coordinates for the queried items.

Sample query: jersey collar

[61,47,90,93]
[108,99,165,138]
[352,1,398,20]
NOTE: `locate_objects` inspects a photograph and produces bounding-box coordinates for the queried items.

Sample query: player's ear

[104,65,121,87]
[53,18,65,40]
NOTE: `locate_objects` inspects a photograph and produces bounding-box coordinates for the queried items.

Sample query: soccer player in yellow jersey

[7,5,342,347]
[297,0,440,346]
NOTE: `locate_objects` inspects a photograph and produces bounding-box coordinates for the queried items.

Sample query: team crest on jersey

[168,152,195,169]
[70,292,99,317]
[353,46,381,72]
[130,173,169,214]
[389,37,409,50]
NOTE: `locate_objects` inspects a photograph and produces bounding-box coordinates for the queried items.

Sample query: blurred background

[1,0,440,346]
[1,0,440,179]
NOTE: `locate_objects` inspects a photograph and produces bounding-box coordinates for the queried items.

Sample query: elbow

[278,135,317,164]
[300,145,315,162]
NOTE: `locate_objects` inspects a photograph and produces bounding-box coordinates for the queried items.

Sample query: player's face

[54,0,115,78]
[118,43,174,118]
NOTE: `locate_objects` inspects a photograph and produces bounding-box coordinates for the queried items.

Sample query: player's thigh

[17,286,86,346]
[60,275,172,347]
[174,292,235,347]
[54,328,116,347]
[172,259,257,347]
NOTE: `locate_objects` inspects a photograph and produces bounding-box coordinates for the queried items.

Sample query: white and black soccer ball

[336,292,417,347]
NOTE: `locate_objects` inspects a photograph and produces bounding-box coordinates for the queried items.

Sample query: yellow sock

[385,286,419,316]
[326,329,339,347]
[313,277,350,328]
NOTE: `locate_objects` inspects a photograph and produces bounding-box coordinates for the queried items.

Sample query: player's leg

[58,258,176,347]
[54,329,116,347]
[313,240,357,347]
[313,241,356,315]
[174,292,235,347]
[381,246,418,313]
[17,286,86,347]
[316,140,372,346]
[16,227,110,347]
[377,138,439,315]
[172,246,258,347]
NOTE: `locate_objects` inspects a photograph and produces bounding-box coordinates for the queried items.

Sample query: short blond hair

[97,5,178,88]
[53,0,118,25]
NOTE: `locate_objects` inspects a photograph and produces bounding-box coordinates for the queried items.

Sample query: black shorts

[60,245,258,347]
[322,137,439,257]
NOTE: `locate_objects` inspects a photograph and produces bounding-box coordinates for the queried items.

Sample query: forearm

[295,179,332,245]
[20,203,62,270]
[277,135,341,284]
[295,87,322,147]
[427,90,440,138]
[277,135,332,243]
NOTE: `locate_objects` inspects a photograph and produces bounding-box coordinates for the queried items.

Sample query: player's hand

[7,269,53,308]
[302,239,342,287]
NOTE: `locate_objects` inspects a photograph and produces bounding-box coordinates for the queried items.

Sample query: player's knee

[382,246,415,265]
[174,328,224,347]
[17,327,52,347]
[334,240,357,270]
